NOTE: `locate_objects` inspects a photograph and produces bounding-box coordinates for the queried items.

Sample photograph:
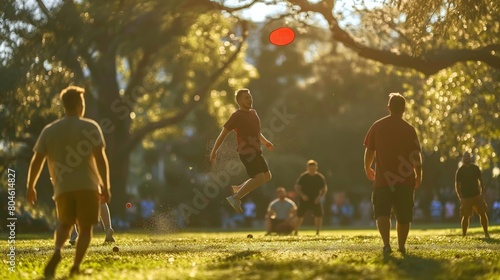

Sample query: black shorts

[297,200,323,217]
[239,151,270,178]
[372,185,414,223]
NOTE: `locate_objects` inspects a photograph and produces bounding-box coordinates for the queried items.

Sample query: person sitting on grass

[265,187,297,235]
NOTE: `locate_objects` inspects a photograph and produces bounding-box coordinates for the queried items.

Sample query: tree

[236,0,499,75]
[0,0,255,215]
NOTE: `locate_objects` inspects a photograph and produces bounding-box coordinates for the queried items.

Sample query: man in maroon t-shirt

[363,93,422,256]
[210,89,273,213]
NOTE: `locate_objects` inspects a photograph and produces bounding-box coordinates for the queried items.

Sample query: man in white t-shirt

[266,187,297,235]
[27,86,111,278]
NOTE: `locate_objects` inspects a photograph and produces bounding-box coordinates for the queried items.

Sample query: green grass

[3,226,500,280]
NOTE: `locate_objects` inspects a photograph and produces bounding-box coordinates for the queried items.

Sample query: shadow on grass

[384,253,444,280]
[483,237,500,244]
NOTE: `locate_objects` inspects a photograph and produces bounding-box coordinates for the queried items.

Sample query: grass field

[3,225,500,280]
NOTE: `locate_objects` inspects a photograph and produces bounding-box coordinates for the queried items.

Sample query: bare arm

[364,148,376,181]
[295,183,308,201]
[210,127,231,162]
[413,152,423,189]
[315,184,328,203]
[259,133,274,151]
[478,172,484,195]
[26,152,46,205]
[455,171,462,199]
[93,146,111,203]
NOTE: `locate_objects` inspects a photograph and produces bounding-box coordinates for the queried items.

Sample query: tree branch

[35,0,52,19]
[287,0,500,75]
[126,21,250,153]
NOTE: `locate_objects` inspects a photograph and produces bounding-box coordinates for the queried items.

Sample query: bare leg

[461,216,470,237]
[376,216,391,246]
[396,222,410,251]
[100,203,112,229]
[100,203,115,242]
[44,223,72,278]
[73,224,93,270]
[233,171,271,200]
[314,217,322,235]
[295,217,304,235]
[55,224,72,251]
[478,213,490,238]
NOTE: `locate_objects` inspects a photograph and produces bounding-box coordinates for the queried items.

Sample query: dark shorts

[297,200,323,217]
[372,185,414,223]
[55,190,100,226]
[460,195,487,217]
[239,151,270,178]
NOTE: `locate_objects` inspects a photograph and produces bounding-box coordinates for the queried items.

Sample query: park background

[1,0,499,233]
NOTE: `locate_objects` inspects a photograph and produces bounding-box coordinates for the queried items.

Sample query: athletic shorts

[460,195,487,217]
[55,190,100,226]
[239,151,270,178]
[297,200,323,217]
[372,185,414,223]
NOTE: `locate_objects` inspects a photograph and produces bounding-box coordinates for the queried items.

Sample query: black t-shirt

[456,164,481,198]
[297,172,326,199]
[223,109,261,155]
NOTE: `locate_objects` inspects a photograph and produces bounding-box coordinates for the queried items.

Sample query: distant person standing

[26,86,110,278]
[294,160,328,235]
[455,152,490,238]
[210,88,273,213]
[266,187,297,235]
[364,93,422,255]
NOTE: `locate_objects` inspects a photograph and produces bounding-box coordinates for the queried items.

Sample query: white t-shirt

[268,198,297,220]
[34,116,105,198]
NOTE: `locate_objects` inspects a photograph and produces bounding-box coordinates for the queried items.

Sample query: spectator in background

[330,202,341,226]
[444,200,456,223]
[493,197,500,224]
[340,198,355,225]
[266,187,297,235]
[243,197,257,228]
[358,197,372,225]
[140,195,155,224]
[429,195,443,222]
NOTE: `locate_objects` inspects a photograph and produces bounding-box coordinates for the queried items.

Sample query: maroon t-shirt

[364,115,421,188]
[224,109,262,155]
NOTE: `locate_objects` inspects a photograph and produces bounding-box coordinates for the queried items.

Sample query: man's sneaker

[383,245,392,256]
[43,252,62,279]
[226,196,243,213]
[104,228,115,243]
[397,247,406,255]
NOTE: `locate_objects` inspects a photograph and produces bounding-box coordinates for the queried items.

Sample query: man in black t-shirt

[294,160,328,235]
[455,152,490,238]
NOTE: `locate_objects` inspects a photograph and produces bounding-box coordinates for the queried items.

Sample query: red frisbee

[269,27,295,46]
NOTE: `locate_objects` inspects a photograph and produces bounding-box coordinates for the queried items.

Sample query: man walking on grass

[27,86,110,278]
[364,93,422,256]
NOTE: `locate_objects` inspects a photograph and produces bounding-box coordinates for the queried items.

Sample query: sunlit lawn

[3,225,500,280]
